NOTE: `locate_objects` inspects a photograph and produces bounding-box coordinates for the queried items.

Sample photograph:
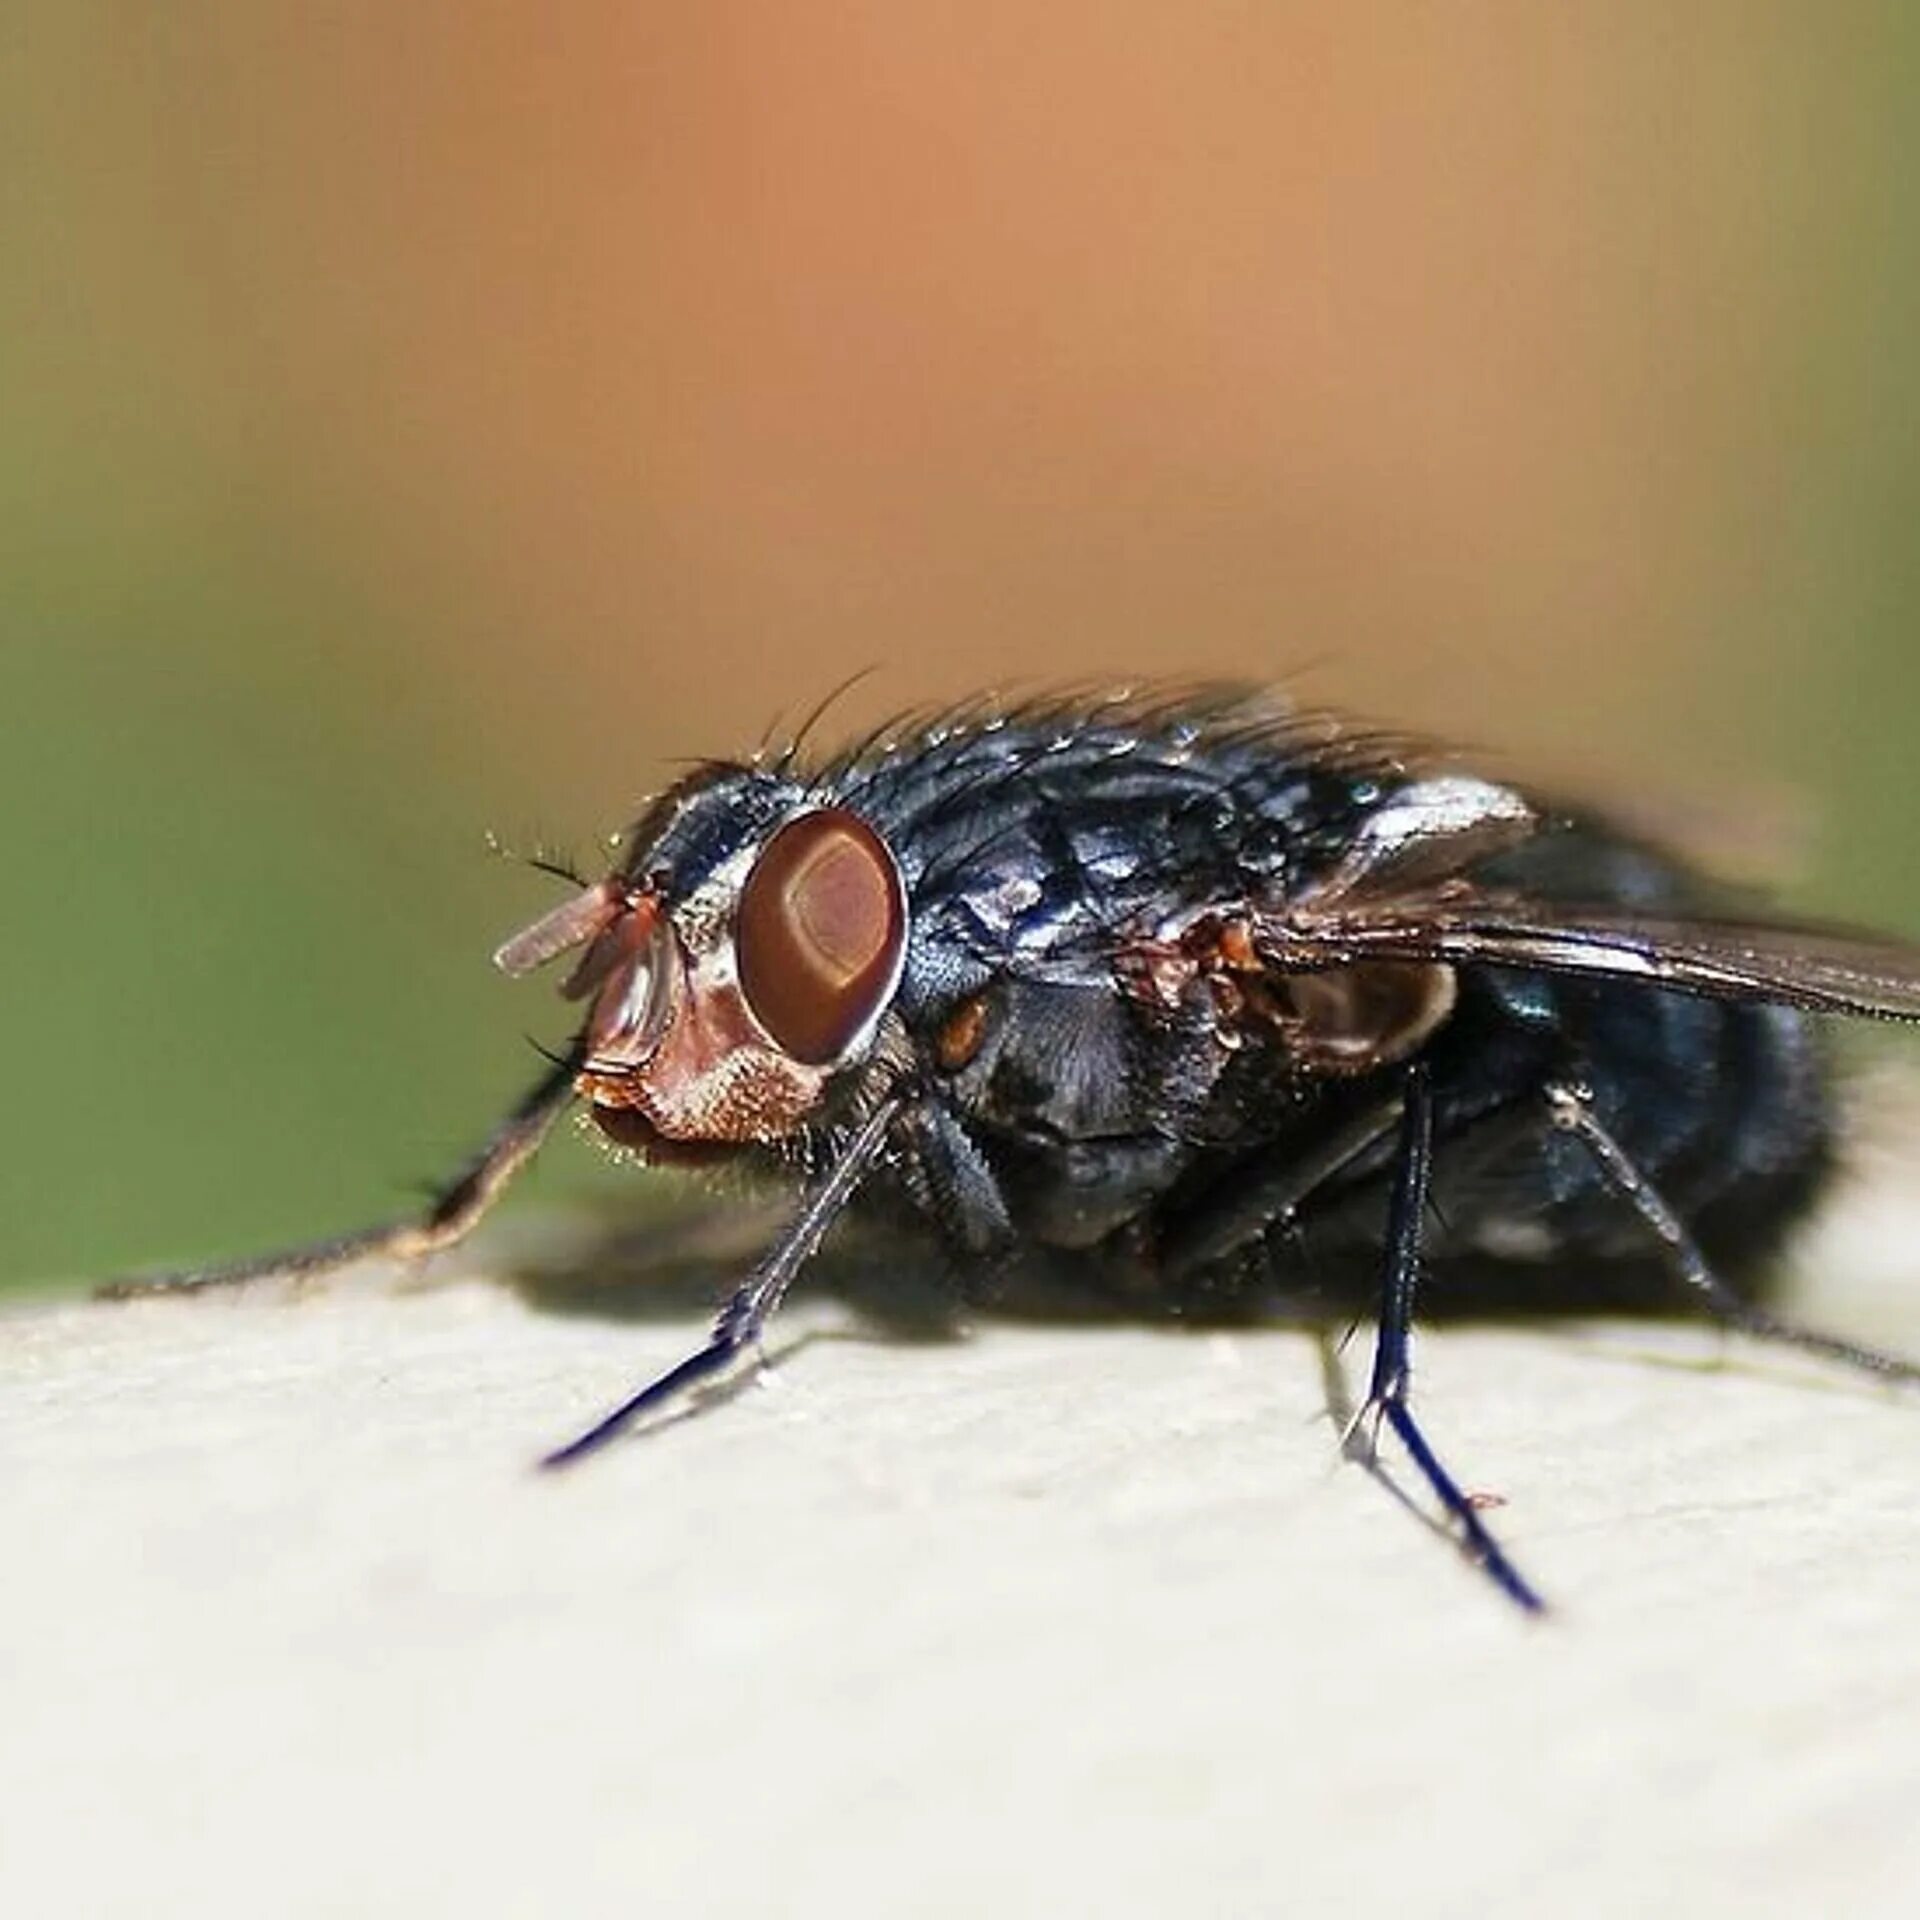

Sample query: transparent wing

[1255,889,1920,1024]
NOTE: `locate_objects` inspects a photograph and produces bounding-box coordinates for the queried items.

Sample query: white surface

[6,1156,1920,1919]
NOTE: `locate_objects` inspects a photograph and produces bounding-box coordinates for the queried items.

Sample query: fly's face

[495,786,909,1154]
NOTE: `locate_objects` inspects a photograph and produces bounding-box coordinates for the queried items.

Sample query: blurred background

[3,4,1916,1292]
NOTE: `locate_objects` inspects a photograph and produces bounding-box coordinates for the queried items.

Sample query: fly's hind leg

[1545,1082,1920,1386]
[97,1056,578,1299]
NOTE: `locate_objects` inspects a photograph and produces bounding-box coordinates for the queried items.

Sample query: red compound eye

[737,809,906,1064]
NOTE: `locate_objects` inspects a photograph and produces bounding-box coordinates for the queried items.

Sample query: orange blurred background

[5,5,1918,1285]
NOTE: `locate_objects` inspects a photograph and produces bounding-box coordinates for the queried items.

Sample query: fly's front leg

[97,1055,579,1299]
[540,1089,909,1468]
[1352,1061,1546,1614]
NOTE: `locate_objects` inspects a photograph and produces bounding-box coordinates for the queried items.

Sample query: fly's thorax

[1120,901,1460,1080]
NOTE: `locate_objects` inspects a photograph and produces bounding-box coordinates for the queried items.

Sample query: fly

[104,685,1920,1612]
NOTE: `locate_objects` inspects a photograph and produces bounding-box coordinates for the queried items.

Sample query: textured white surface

[6,1156,1920,1920]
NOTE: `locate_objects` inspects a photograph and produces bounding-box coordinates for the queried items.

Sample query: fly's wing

[1254,890,1920,1024]
[1231,771,1920,1024]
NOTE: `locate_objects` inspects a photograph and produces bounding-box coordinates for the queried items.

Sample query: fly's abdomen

[1576,988,1832,1261]
[1432,969,1835,1276]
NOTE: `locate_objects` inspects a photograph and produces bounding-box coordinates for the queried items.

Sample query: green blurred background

[3,5,1917,1293]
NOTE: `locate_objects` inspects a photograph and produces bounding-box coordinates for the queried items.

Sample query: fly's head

[494,770,908,1158]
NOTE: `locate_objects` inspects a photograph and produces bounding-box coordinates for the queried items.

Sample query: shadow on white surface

[5,1099,1920,1919]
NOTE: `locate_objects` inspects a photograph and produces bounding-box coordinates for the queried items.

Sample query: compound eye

[737,808,906,1065]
